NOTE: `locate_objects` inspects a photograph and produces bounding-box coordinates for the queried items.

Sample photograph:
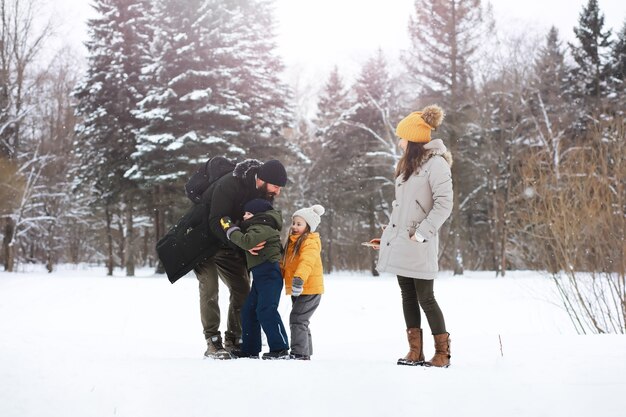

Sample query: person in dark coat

[195,159,288,359]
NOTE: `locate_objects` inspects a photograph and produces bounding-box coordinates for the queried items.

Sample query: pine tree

[534,28,569,107]
[402,0,492,275]
[224,0,292,159]
[129,0,235,273]
[528,26,573,173]
[0,0,53,271]
[608,20,626,114]
[311,66,352,273]
[130,0,292,268]
[568,0,613,113]
[350,50,399,194]
[131,0,233,189]
[72,0,153,275]
[403,0,483,103]
[73,0,152,200]
[347,50,400,274]
[131,0,291,185]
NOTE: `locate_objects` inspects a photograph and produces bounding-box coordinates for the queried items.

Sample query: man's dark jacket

[157,159,262,283]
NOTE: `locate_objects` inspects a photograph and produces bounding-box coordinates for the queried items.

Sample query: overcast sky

[50,0,625,83]
[273,0,625,81]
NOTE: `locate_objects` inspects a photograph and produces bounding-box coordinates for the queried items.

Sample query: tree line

[0,0,624,285]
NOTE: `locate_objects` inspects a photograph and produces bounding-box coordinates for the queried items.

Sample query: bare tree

[0,0,51,271]
[518,117,625,334]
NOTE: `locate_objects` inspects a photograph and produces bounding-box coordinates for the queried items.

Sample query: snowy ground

[0,266,624,417]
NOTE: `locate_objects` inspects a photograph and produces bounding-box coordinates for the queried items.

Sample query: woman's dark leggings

[397,275,446,335]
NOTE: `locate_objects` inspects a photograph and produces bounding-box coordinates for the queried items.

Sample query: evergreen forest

[0,0,624,282]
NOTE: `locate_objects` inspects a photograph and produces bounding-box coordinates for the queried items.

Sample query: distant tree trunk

[45,223,54,273]
[498,157,514,277]
[324,209,333,274]
[452,223,464,275]
[105,205,114,276]
[154,184,165,274]
[449,121,464,276]
[125,201,135,276]
[369,206,379,277]
[143,227,150,267]
[498,221,508,277]
[3,218,15,272]
[68,220,80,264]
[491,169,508,277]
[494,204,507,277]
[489,179,499,274]
[117,209,125,270]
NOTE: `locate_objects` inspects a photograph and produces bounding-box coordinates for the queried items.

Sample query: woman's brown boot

[425,332,451,368]
[397,328,425,366]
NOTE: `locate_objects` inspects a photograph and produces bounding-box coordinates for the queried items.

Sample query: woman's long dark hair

[395,141,428,181]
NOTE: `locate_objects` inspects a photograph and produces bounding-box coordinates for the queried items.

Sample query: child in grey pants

[281,204,326,360]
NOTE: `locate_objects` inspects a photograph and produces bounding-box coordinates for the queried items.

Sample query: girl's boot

[425,332,451,368]
[397,328,425,366]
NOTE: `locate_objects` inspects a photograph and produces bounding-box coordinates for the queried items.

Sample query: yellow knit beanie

[396,105,445,143]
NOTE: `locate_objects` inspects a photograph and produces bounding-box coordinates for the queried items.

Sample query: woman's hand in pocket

[410,233,426,243]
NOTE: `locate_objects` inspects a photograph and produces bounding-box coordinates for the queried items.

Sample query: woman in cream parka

[375,105,453,368]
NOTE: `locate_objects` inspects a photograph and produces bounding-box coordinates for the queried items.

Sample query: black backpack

[156,156,236,283]
[185,156,236,203]
[156,202,218,283]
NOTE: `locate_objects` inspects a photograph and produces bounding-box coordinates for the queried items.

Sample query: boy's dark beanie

[244,198,274,215]
[258,160,288,187]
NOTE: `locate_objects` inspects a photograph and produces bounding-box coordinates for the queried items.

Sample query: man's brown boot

[204,335,232,360]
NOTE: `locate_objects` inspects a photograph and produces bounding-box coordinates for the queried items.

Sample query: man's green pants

[195,247,250,343]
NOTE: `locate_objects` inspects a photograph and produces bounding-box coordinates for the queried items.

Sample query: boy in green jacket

[220,198,290,359]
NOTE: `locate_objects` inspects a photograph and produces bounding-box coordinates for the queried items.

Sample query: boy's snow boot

[204,335,232,360]
[397,328,425,366]
[230,350,259,359]
[261,349,290,360]
[224,337,243,353]
[425,332,451,368]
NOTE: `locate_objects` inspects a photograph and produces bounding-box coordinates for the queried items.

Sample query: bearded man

[194,159,288,359]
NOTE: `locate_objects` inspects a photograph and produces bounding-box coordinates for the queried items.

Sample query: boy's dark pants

[241,261,289,354]
[290,294,321,356]
[195,248,250,343]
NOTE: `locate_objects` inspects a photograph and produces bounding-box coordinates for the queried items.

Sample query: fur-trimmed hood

[232,159,262,180]
[423,139,453,167]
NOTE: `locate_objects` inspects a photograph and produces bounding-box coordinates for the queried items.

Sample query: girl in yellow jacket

[281,204,325,360]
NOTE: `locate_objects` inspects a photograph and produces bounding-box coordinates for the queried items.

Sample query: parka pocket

[415,199,428,216]
[394,233,430,270]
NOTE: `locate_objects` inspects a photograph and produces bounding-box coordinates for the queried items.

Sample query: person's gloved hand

[291,277,304,297]
[220,216,240,240]
[220,217,234,231]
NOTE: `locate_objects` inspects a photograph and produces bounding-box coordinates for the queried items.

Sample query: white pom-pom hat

[292,204,325,232]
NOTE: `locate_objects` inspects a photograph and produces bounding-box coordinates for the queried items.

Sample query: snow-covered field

[1,266,624,417]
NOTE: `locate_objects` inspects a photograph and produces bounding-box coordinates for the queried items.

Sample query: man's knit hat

[395,105,445,143]
[292,204,325,232]
[258,159,288,187]
[244,198,273,215]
